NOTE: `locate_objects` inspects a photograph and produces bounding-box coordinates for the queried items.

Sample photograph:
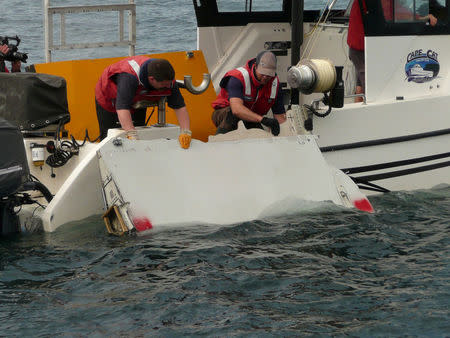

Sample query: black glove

[261,117,280,136]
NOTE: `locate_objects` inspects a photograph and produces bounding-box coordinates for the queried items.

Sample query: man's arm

[272,85,287,124]
[225,77,263,123]
[229,97,263,123]
[115,73,139,132]
[0,44,8,56]
[0,45,20,72]
[423,13,438,25]
[274,113,286,124]
[116,109,135,132]
[0,45,8,73]
[173,105,190,131]
[167,86,190,130]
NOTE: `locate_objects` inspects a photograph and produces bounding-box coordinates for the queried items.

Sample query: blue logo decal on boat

[405,49,439,83]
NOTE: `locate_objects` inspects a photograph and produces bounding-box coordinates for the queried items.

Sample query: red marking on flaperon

[353,198,374,213]
[133,217,153,231]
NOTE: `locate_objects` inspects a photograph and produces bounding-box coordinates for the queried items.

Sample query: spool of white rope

[308,59,336,93]
[288,58,336,94]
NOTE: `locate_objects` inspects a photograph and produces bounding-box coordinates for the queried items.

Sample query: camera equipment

[0,35,28,63]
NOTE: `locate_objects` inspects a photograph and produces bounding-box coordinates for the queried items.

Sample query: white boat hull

[310,97,450,193]
[97,131,372,232]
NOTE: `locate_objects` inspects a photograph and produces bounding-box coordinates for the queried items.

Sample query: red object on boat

[353,198,374,213]
[133,217,153,231]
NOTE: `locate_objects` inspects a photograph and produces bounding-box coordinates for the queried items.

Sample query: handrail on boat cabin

[345,94,367,105]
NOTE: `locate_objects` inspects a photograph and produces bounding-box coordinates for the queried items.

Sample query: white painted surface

[98,134,368,228]
[38,125,180,232]
[365,35,449,103]
[40,141,103,232]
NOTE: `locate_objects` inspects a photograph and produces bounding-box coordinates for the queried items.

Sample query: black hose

[21,181,53,203]
[71,129,101,147]
[304,93,332,118]
[46,146,73,168]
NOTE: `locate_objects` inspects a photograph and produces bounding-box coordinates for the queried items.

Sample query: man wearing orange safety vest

[211,51,286,136]
[95,56,192,148]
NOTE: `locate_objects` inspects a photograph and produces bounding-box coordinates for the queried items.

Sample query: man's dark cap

[147,59,175,81]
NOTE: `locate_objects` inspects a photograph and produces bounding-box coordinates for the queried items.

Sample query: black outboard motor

[0,118,30,235]
[0,118,53,235]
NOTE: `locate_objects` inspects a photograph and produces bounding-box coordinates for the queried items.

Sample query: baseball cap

[256,51,277,77]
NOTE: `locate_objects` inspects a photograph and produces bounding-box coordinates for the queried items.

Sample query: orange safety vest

[95,56,173,112]
[212,58,279,116]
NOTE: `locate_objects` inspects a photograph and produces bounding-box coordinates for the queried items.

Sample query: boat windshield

[194,0,450,34]
[215,0,348,12]
[193,0,348,27]
[380,0,447,23]
[364,0,450,36]
[216,0,284,12]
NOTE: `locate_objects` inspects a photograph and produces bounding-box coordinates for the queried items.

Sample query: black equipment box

[0,72,70,131]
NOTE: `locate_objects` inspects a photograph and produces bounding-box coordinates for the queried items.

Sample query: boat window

[194,0,293,27]
[307,0,349,10]
[215,0,348,12]
[364,0,450,36]
[216,0,283,12]
[380,0,445,23]
[194,0,345,27]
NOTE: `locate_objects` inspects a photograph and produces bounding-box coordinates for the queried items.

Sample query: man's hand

[126,130,138,140]
[428,14,438,26]
[261,117,280,136]
[0,44,8,58]
[179,129,192,149]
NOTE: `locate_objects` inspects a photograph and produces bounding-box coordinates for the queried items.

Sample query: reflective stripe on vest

[270,77,278,100]
[236,67,251,97]
[128,60,143,85]
[237,66,278,101]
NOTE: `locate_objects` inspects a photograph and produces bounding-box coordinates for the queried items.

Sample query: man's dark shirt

[113,73,185,110]
[225,76,285,115]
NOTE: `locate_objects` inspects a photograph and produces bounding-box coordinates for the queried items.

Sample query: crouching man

[211,51,286,136]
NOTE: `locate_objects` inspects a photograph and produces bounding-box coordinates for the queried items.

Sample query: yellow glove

[126,130,138,140]
[178,129,192,149]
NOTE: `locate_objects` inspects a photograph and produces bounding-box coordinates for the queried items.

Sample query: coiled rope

[296,58,336,93]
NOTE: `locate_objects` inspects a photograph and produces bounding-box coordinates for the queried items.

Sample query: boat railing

[345,94,367,105]
[43,0,136,62]
[309,92,367,111]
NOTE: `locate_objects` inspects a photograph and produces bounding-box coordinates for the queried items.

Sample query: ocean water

[2,0,199,65]
[1,0,450,336]
[1,187,449,336]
